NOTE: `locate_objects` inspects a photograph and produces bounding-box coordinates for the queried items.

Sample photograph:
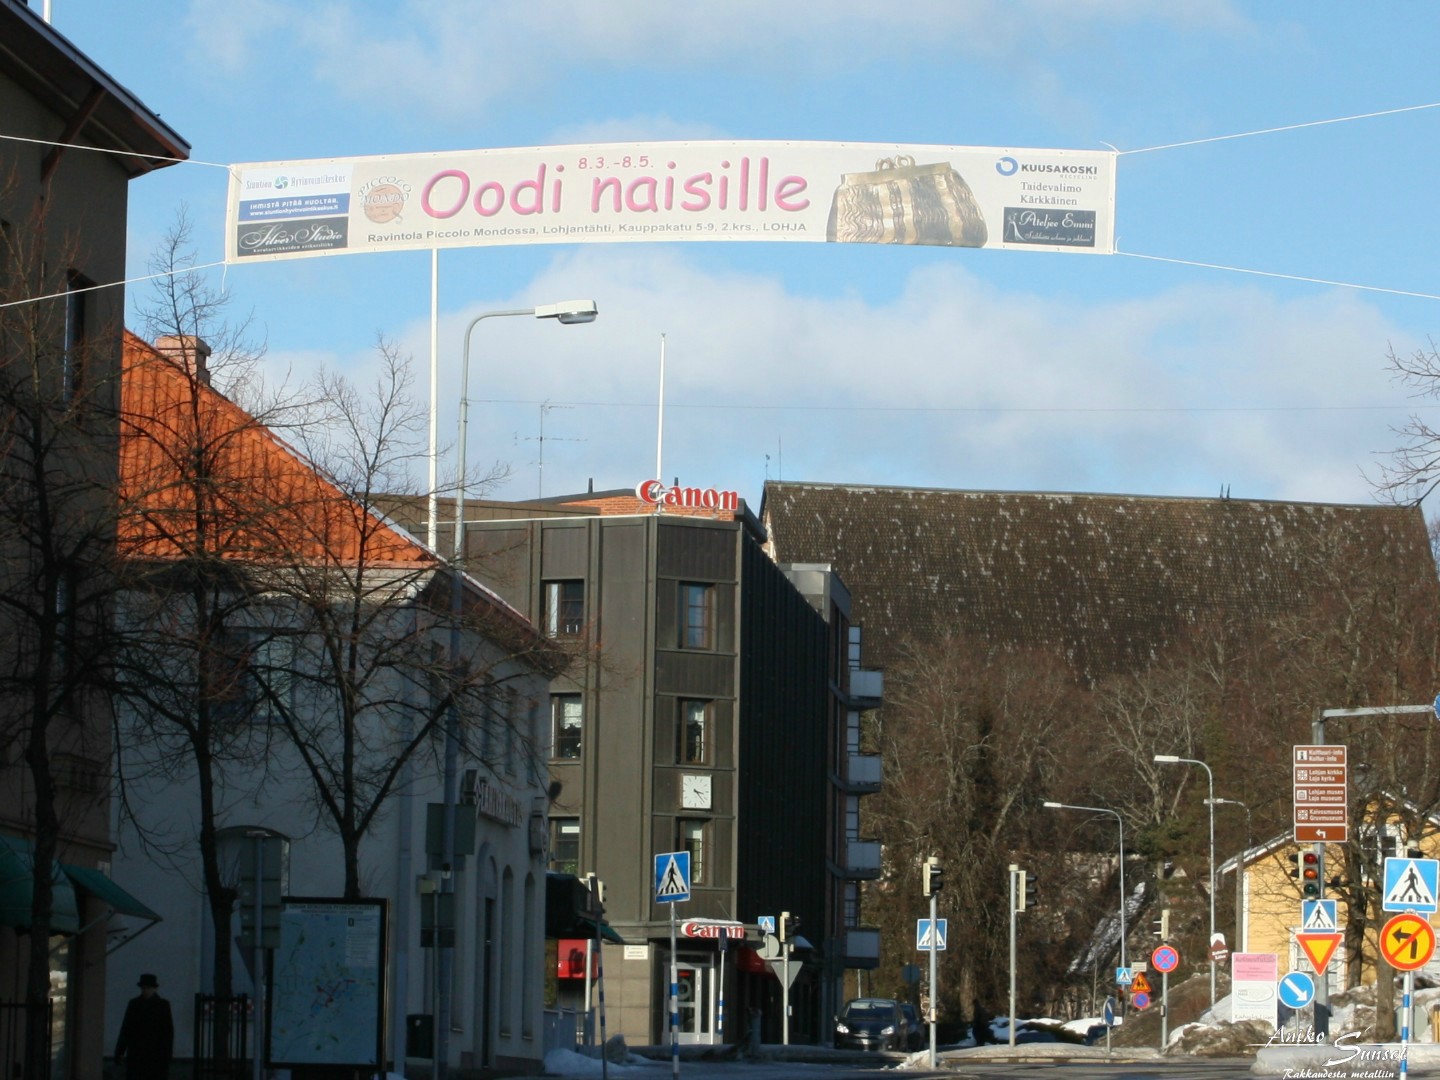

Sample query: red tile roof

[118,330,433,569]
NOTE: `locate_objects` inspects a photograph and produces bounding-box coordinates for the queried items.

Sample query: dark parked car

[899,1002,924,1051]
[833,997,905,1051]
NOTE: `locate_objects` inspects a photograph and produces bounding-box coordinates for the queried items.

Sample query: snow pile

[544,1047,661,1076]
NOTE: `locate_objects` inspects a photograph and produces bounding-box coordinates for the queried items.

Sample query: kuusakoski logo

[359,175,411,224]
[995,156,1019,176]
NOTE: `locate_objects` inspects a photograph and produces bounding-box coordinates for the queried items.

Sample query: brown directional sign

[1293,745,1348,843]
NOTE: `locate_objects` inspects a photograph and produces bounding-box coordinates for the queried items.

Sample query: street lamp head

[534,299,599,324]
[1042,801,1063,808]
[1153,754,1182,763]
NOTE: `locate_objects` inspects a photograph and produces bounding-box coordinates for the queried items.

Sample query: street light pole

[438,300,597,1080]
[1154,755,1216,1007]
[1043,802,1126,967]
[1207,797,1251,952]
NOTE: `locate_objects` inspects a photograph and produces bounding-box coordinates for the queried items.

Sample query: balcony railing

[841,926,881,967]
[844,838,882,879]
[849,668,883,707]
[844,752,882,793]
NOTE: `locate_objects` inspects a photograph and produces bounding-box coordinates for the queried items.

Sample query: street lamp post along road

[1207,796,1251,953]
[437,300,597,1080]
[1155,755,1216,1007]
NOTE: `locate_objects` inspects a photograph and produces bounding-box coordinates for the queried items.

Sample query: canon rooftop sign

[635,480,740,512]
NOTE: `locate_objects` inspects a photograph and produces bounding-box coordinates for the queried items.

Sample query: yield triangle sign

[1297,931,1343,975]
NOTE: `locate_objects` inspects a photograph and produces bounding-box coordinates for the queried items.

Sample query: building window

[54,570,76,679]
[63,272,91,400]
[249,632,297,721]
[678,699,710,764]
[479,682,498,766]
[677,819,708,884]
[502,688,518,776]
[679,582,715,649]
[549,818,580,874]
[552,694,582,759]
[543,580,585,637]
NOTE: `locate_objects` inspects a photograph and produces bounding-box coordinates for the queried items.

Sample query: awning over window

[0,833,79,934]
[61,864,160,921]
[734,944,777,978]
[578,916,626,945]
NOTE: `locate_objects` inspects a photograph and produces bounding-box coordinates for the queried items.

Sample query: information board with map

[267,898,387,1068]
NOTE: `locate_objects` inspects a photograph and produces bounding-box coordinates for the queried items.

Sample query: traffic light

[780,911,800,942]
[922,856,944,897]
[583,872,606,913]
[1301,851,1321,898]
[1024,871,1038,910]
[1153,908,1170,939]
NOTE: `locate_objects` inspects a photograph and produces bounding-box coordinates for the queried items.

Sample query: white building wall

[106,627,552,1074]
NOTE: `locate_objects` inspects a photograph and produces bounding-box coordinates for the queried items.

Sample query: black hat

[137,974,159,988]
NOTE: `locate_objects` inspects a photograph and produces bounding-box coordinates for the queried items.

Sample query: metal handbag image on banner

[826,156,988,247]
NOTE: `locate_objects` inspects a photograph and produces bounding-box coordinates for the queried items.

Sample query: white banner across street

[226,140,1117,262]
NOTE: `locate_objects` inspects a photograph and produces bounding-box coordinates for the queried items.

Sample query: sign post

[1381,912,1436,1080]
[655,852,691,1079]
[1292,744,1348,844]
[1295,737,1349,1038]
[1151,945,1179,1050]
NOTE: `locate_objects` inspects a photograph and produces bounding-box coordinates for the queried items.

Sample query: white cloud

[181,0,1251,121]
[315,245,1415,508]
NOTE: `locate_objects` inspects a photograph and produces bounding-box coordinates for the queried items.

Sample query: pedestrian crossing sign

[1383,856,1439,914]
[1301,898,1338,932]
[654,851,691,904]
[915,918,948,951]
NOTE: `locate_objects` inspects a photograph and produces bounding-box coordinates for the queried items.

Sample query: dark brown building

[0,4,187,1076]
[446,489,885,1046]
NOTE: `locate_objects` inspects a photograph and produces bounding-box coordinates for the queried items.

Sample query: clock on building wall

[681,773,712,810]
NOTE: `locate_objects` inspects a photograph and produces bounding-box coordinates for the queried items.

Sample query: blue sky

[45,0,1440,508]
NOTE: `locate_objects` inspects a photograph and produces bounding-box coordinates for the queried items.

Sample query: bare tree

[865,634,1084,1017]
[0,184,125,1078]
[250,338,568,897]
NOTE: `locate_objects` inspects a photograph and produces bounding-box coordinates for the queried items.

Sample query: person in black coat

[971,998,996,1046]
[115,973,174,1080]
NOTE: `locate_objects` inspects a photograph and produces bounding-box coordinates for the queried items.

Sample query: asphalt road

[571,1057,1262,1079]
[596,1046,1264,1080]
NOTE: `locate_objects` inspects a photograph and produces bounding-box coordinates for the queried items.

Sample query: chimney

[153,335,213,385]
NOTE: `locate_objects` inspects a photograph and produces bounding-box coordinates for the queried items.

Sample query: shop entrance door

[674,957,716,1044]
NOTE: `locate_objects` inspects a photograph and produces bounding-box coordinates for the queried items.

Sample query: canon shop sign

[635,480,740,512]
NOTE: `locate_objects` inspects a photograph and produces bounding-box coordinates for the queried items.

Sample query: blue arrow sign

[654,851,691,904]
[1278,970,1316,1009]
